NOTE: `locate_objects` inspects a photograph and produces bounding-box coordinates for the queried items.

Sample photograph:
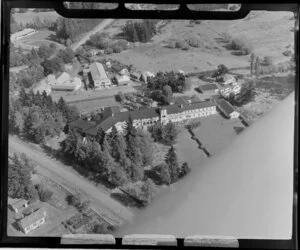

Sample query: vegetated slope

[13,10,59,25]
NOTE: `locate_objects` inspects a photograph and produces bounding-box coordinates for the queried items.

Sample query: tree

[38,45,55,59]
[254,57,261,78]
[116,91,125,103]
[78,200,90,212]
[178,162,191,179]
[165,146,179,183]
[136,129,155,166]
[250,53,256,75]
[155,163,171,185]
[57,47,75,64]
[8,153,38,201]
[162,121,179,145]
[36,184,53,202]
[162,85,173,104]
[41,57,64,76]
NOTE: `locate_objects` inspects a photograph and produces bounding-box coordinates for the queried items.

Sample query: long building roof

[18,207,47,229]
[90,62,108,80]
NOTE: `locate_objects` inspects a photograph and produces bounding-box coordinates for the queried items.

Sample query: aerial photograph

[7,3,295,240]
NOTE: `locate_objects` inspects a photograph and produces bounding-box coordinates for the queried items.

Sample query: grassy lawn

[175,128,208,171]
[13,11,59,25]
[192,114,246,156]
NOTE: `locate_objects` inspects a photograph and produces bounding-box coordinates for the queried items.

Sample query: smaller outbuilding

[115,75,131,86]
[215,99,240,119]
[197,83,219,95]
[140,71,155,83]
[130,72,141,81]
[8,198,28,213]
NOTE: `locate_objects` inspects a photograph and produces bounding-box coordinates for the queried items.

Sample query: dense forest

[122,20,157,43]
[9,89,80,144]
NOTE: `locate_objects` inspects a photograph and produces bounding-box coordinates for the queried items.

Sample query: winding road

[9,136,134,223]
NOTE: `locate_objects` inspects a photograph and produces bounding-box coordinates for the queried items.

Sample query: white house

[115,75,131,85]
[90,62,111,89]
[18,207,47,234]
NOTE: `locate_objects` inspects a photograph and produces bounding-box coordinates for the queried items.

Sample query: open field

[14,30,65,50]
[102,11,293,73]
[175,128,208,171]
[13,10,60,25]
[192,114,246,156]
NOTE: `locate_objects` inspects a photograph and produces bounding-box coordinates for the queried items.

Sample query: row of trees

[123,20,157,43]
[9,89,80,143]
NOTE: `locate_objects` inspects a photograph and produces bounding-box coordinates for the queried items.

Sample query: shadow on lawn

[110,193,143,208]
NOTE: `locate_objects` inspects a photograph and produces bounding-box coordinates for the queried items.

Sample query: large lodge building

[70,99,217,137]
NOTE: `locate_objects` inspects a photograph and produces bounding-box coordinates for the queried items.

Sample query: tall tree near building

[250,53,256,76]
[165,146,179,183]
[254,57,261,78]
[95,127,105,146]
[8,154,38,201]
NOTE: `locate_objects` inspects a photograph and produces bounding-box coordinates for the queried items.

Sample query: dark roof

[70,118,96,130]
[175,97,189,106]
[216,99,235,116]
[164,101,216,115]
[102,106,121,118]
[198,83,218,92]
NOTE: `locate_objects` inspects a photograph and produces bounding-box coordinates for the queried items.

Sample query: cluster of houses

[10,28,36,43]
[197,73,242,98]
[8,198,47,234]
[70,95,239,137]
[33,72,82,95]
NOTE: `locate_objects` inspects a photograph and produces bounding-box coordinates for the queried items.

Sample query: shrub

[185,36,202,48]
[36,184,53,202]
[262,56,273,66]
[283,50,292,57]
[175,39,189,50]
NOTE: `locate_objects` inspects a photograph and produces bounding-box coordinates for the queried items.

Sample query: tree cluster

[60,117,156,188]
[148,121,179,145]
[122,178,159,206]
[225,80,256,107]
[152,147,191,185]
[123,20,157,43]
[55,17,102,43]
[24,16,56,30]
[8,153,38,201]
[147,71,188,94]
[9,90,80,143]
[86,32,128,53]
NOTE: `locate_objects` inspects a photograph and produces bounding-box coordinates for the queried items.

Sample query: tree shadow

[110,193,143,208]
[231,51,245,56]
[112,32,127,40]
[233,126,245,135]
[145,169,163,186]
[11,221,21,233]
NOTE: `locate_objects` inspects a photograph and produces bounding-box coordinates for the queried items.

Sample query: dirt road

[9,136,134,223]
[71,19,115,51]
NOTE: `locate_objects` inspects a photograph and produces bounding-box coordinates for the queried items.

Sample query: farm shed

[115,75,131,85]
[197,83,219,95]
[215,99,239,119]
[8,198,28,213]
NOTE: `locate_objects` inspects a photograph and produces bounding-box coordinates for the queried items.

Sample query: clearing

[102,11,294,73]
[13,10,60,25]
